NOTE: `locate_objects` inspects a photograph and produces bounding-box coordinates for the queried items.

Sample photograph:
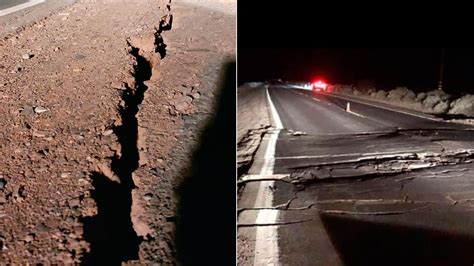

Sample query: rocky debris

[34,106,49,114]
[432,100,450,114]
[68,198,81,208]
[94,162,120,183]
[170,85,201,114]
[190,91,201,100]
[177,85,192,95]
[101,129,114,136]
[0,0,234,264]
[330,84,474,117]
[127,32,162,77]
[172,95,194,113]
[449,94,474,117]
[388,87,422,102]
[419,91,451,114]
[415,92,427,102]
[375,90,388,100]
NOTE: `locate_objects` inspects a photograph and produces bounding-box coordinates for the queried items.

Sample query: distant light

[312,80,328,90]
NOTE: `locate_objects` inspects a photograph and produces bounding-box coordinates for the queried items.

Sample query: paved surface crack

[238,219,313,228]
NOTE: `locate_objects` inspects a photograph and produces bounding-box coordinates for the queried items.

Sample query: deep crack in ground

[80,21,168,264]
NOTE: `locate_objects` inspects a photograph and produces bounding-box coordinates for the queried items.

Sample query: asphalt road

[240,85,474,266]
[0,0,74,37]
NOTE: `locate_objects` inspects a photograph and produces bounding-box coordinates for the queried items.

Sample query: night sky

[238,48,474,95]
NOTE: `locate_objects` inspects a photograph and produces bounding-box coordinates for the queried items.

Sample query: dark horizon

[238,48,474,95]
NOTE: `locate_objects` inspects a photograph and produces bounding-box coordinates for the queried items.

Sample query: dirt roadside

[237,83,272,177]
[0,0,235,264]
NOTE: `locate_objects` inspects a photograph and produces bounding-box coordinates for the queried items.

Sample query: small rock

[73,134,85,143]
[54,47,61,52]
[73,226,83,236]
[102,129,114,136]
[14,65,23,72]
[169,108,177,116]
[33,131,48,138]
[191,92,201,99]
[150,167,164,177]
[95,163,120,183]
[143,193,153,201]
[173,96,193,113]
[68,198,80,208]
[177,85,192,95]
[34,106,49,114]
[60,173,70,178]
[24,233,35,243]
[143,80,153,87]
[22,53,33,60]
[111,82,126,90]
[69,127,82,135]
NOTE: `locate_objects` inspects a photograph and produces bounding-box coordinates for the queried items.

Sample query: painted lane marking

[0,0,46,17]
[253,87,283,266]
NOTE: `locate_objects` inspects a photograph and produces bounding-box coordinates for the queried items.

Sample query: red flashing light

[313,80,327,90]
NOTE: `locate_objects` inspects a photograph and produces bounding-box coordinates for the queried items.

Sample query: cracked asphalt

[238,85,474,265]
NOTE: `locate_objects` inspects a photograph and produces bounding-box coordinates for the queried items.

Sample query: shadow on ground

[80,173,141,265]
[321,213,474,266]
[174,61,236,265]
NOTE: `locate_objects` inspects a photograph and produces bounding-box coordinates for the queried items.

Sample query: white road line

[292,89,320,101]
[241,174,288,182]
[346,109,365,118]
[253,87,283,266]
[0,0,45,17]
[325,92,441,121]
[266,87,283,130]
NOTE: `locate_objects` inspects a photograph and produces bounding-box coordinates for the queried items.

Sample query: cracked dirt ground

[237,85,474,265]
[1,0,235,264]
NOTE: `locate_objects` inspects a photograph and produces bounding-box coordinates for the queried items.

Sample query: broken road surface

[238,84,474,265]
[1,0,235,264]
